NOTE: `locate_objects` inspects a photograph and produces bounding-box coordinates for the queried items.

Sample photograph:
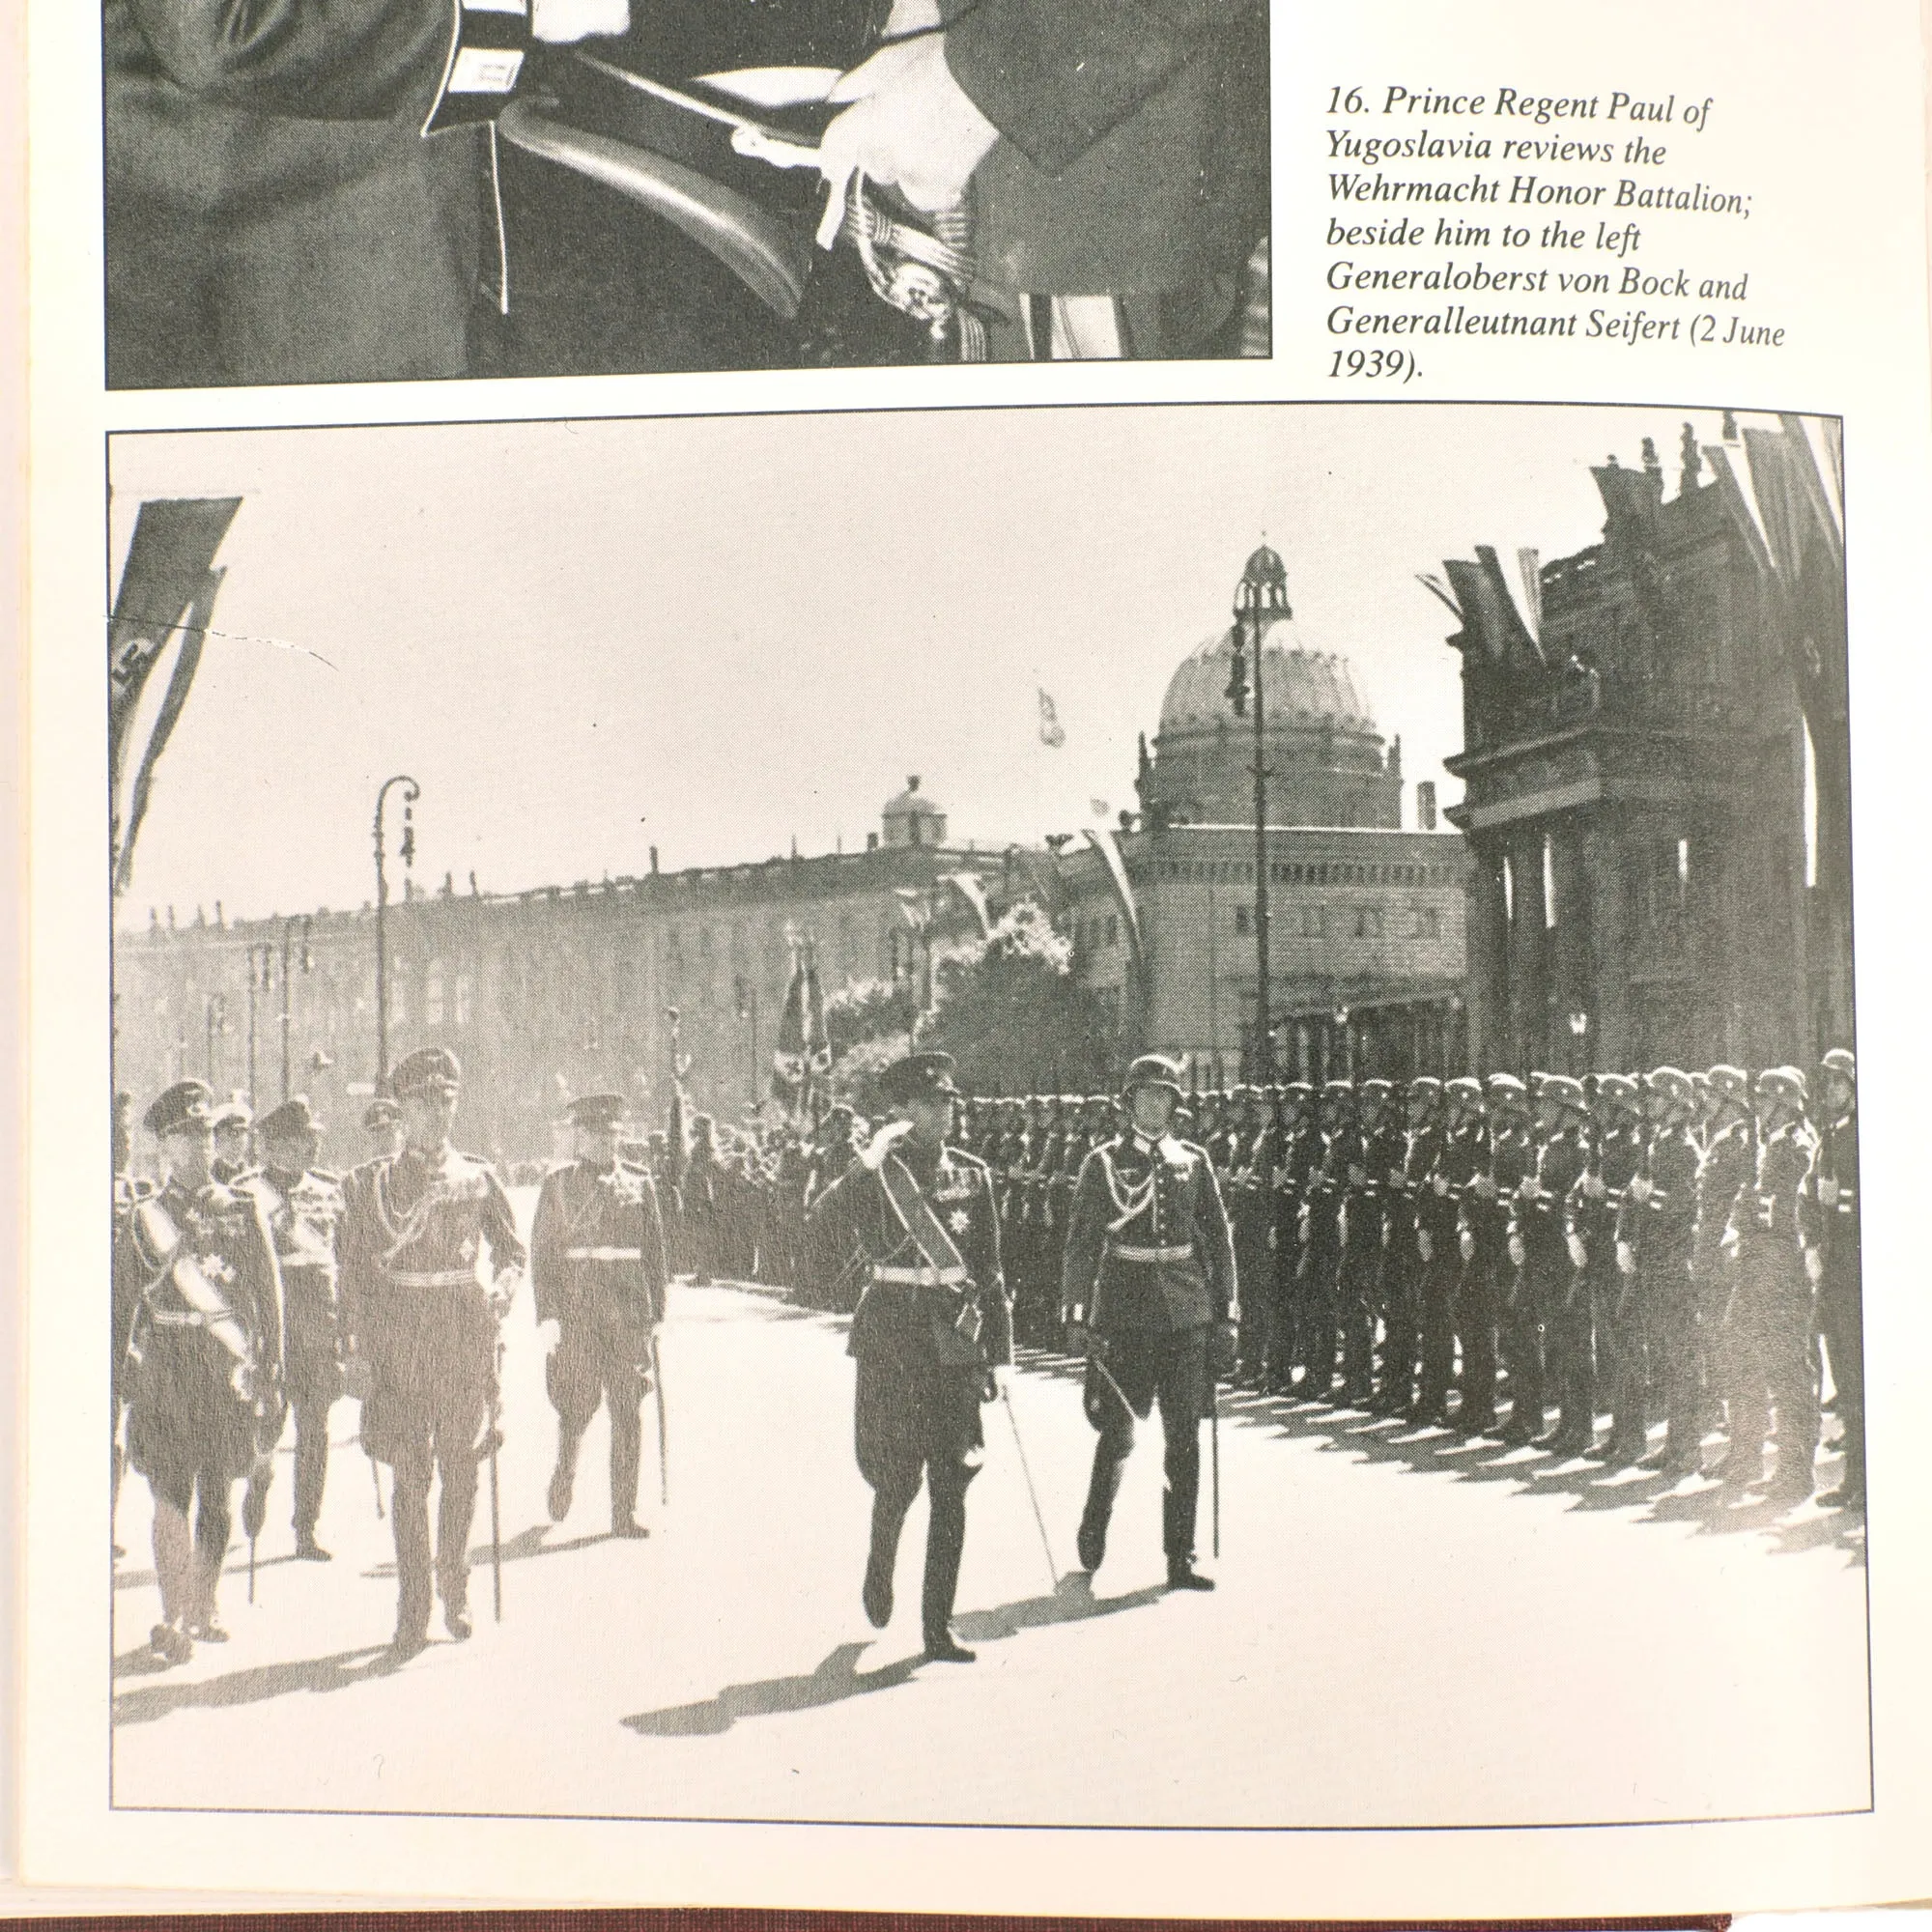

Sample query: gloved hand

[537,1317,563,1354]
[1628,1174,1654,1205]
[1817,1177,1840,1208]
[488,1265,525,1321]
[860,1118,916,1172]
[1432,1172,1450,1196]
[1567,1233,1589,1269]
[1615,1240,1636,1276]
[1507,1234,1525,1269]
[1581,1172,1606,1201]
[1459,1228,1475,1264]
[1208,1320,1239,1380]
[1805,1246,1826,1285]
[1416,1230,1434,1264]
[981,1364,1009,1404]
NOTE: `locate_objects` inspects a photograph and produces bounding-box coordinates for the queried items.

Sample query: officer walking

[340,1047,526,1659]
[245,1096,345,1560]
[807,1051,1010,1663]
[1809,1048,1861,1508]
[533,1093,670,1540]
[1060,1054,1237,1591]
[114,1080,284,1663]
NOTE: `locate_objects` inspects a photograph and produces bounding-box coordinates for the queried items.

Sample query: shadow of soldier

[360,1522,617,1581]
[620,1574,1164,1740]
[111,1643,397,1727]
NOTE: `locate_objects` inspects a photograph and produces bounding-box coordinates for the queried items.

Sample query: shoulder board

[1167,1137,1206,1164]
[944,1147,991,1177]
[310,1167,342,1184]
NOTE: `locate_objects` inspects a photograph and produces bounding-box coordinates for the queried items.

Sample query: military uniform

[1376,1092,1437,1414]
[1809,1051,1861,1505]
[1471,1076,1537,1441]
[1618,1071,1702,1472]
[808,1052,1010,1661]
[115,1080,284,1659]
[1297,1087,1350,1402]
[245,1097,346,1555]
[533,1094,670,1536]
[1574,1079,1645,1464]
[1427,1083,1491,1431]
[341,1047,526,1652]
[1692,1071,1756,1435]
[1264,1087,1317,1393]
[1061,1055,1236,1585]
[1719,1069,1820,1498]
[1511,1080,1588,1452]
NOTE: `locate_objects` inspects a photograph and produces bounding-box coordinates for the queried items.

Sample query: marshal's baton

[1000,1384,1058,1589]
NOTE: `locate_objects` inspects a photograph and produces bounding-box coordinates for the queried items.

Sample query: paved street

[113,1197,1870,1830]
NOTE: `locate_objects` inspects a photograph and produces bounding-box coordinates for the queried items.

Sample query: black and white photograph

[101,0,1270,386]
[103,400,1864,1833]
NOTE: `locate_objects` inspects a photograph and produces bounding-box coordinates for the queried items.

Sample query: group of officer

[111,1031,1861,1675]
[946,1053,1862,1510]
[114,1048,667,1665]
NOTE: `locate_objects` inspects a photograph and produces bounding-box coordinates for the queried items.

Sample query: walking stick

[248,1528,258,1604]
[489,1339,504,1623]
[370,1450,385,1519]
[651,1327,669,1506]
[1210,1379,1221,1560]
[1000,1382,1059,1588]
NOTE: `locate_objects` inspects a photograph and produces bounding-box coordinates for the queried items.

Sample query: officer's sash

[878,1155,971,1281]
[132,1196,254,1370]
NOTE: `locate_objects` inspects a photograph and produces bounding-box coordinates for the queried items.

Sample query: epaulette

[310,1167,342,1184]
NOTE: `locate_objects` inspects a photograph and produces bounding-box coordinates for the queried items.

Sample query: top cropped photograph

[103,0,1270,384]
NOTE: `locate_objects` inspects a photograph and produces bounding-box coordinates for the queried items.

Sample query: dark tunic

[246,1165,345,1409]
[105,0,487,388]
[116,1176,284,1487]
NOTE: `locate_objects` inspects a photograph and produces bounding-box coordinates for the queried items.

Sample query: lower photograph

[104,400,1865,1830]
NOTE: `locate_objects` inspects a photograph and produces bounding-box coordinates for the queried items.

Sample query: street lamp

[373,775,418,1084]
[205,992,230,1085]
[280,914,314,1101]
[1229,543,1292,1083]
[246,942,273,1100]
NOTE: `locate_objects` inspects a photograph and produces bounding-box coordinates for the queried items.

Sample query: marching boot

[921,1467,975,1661]
[863,1489,911,1629]
[186,1541,229,1643]
[1166,1558,1216,1591]
[547,1426,582,1523]
[1077,1444,1127,1574]
[611,1409,648,1537]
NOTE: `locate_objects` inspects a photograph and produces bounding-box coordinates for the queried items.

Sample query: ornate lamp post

[373,776,418,1084]
[1227,543,1292,1082]
[246,943,273,1100]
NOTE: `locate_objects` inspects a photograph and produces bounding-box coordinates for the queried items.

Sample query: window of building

[454,969,473,1026]
[1234,905,1251,936]
[424,960,444,1026]
[1352,907,1382,939]
[1416,907,1441,939]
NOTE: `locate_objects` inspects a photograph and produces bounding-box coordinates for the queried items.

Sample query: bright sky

[109,402,1736,925]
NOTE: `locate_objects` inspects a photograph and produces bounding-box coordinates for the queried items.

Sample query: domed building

[1143,615,1404,830]
[1048,557,1471,1086]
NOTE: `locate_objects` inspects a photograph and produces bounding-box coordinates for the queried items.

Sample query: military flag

[109,497,242,892]
[772,939,809,1109]
[1037,688,1066,748]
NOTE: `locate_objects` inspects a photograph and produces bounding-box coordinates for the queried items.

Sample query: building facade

[1442,415,1850,1076]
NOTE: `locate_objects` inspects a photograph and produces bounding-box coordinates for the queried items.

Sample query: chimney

[1417,781,1437,831]
[649,845,660,875]
[867,832,879,852]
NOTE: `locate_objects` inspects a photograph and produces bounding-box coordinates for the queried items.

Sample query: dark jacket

[105,0,487,387]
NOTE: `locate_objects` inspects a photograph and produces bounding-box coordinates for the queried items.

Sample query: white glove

[531,0,630,41]
[537,1318,563,1354]
[1507,1235,1525,1268]
[1567,1234,1589,1270]
[1615,1240,1636,1277]
[1581,1172,1606,1201]
[1432,1173,1450,1196]
[489,1264,526,1318]
[1805,1246,1826,1285]
[860,1118,916,1172]
[1459,1229,1475,1264]
[1416,1230,1433,1264]
[1817,1177,1840,1208]
[1628,1174,1654,1205]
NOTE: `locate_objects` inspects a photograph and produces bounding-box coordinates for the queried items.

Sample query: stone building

[1441,414,1850,1075]
[1050,596,1470,1087]
[112,791,1009,1169]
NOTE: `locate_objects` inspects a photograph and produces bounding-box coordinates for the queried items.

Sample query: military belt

[148,1309,212,1328]
[566,1245,644,1261]
[1109,1242,1194,1264]
[871,1263,968,1287]
[385,1267,478,1289]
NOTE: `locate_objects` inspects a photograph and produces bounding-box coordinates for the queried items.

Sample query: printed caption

[1316,86,1778,382]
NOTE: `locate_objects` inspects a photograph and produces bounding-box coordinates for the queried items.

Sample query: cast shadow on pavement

[111,1642,398,1725]
[621,1574,1163,1739]
[360,1522,630,1581]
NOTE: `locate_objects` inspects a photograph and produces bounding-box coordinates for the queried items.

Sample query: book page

[14,0,1932,1915]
